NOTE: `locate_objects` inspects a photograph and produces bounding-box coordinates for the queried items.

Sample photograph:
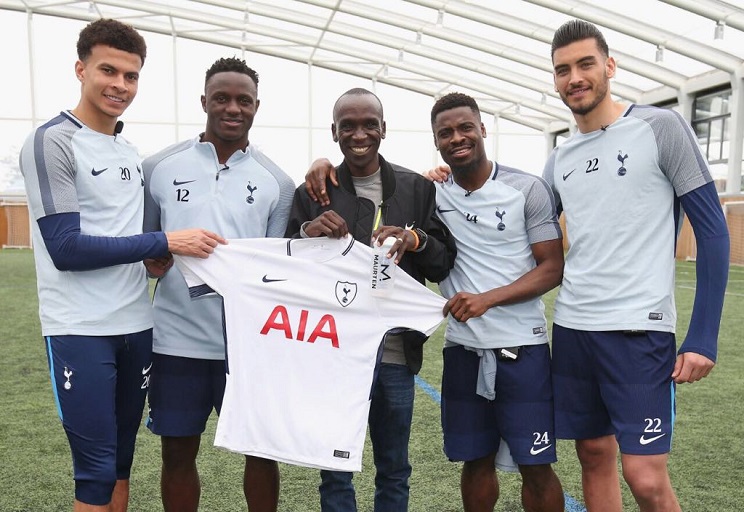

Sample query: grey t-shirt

[352,169,406,365]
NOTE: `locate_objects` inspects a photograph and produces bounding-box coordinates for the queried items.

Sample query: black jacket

[285,155,456,373]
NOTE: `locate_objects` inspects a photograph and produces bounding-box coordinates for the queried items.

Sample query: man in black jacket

[285,88,455,512]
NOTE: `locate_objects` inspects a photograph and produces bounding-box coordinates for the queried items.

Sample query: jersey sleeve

[173,254,221,299]
[285,184,319,238]
[174,242,268,298]
[250,149,296,238]
[524,176,562,245]
[174,254,209,287]
[645,109,712,196]
[266,168,296,238]
[38,212,168,271]
[677,183,730,361]
[376,272,446,337]
[20,118,79,219]
[541,150,562,216]
[142,154,162,233]
[410,177,457,283]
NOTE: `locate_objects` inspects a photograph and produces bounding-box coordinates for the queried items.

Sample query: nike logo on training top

[173,178,196,186]
[437,206,456,214]
[562,169,576,181]
[262,275,287,283]
[530,444,553,455]
[639,433,666,445]
[91,167,108,176]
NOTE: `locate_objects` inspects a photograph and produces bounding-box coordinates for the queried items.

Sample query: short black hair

[430,92,480,126]
[77,19,147,65]
[205,57,259,89]
[551,19,609,61]
[332,88,384,120]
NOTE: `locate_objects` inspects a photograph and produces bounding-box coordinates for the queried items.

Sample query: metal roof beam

[525,0,742,72]
[407,0,688,88]
[0,0,558,131]
[197,0,588,106]
[293,0,644,101]
[660,0,744,32]
[167,0,574,122]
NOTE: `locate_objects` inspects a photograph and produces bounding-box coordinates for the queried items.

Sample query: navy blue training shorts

[551,324,676,455]
[45,330,152,505]
[146,353,227,437]
[441,343,557,465]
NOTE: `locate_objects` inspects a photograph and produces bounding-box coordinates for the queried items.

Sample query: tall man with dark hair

[143,57,295,512]
[545,19,729,512]
[430,92,564,512]
[286,87,456,512]
[19,19,224,512]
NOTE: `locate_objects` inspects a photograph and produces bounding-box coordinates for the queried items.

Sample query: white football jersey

[175,237,445,471]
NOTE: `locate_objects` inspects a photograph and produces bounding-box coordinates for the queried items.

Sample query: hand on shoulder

[422,165,451,183]
[305,158,337,206]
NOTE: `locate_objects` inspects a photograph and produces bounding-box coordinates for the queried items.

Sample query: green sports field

[1,249,742,511]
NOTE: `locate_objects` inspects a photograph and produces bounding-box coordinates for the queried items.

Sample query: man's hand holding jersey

[372,227,417,264]
[166,228,227,258]
[303,211,350,239]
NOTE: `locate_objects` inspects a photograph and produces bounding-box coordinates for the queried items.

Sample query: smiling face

[332,93,386,177]
[432,105,488,176]
[73,44,142,133]
[552,37,615,117]
[201,71,259,150]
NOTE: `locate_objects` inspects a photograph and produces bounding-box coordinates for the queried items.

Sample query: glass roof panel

[0,0,742,135]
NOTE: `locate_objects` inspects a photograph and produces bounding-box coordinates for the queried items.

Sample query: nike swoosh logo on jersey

[562,169,576,181]
[437,206,456,214]
[142,362,153,375]
[173,178,196,186]
[91,167,108,176]
[530,444,553,455]
[262,275,287,283]
[639,433,666,445]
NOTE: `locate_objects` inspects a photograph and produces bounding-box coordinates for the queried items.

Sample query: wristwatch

[413,228,428,252]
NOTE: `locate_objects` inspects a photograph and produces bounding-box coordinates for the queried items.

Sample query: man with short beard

[545,19,729,512]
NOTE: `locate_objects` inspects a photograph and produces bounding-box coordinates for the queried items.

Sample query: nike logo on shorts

[639,433,666,445]
[142,362,153,375]
[91,167,108,176]
[173,178,196,186]
[437,206,456,214]
[530,444,552,456]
